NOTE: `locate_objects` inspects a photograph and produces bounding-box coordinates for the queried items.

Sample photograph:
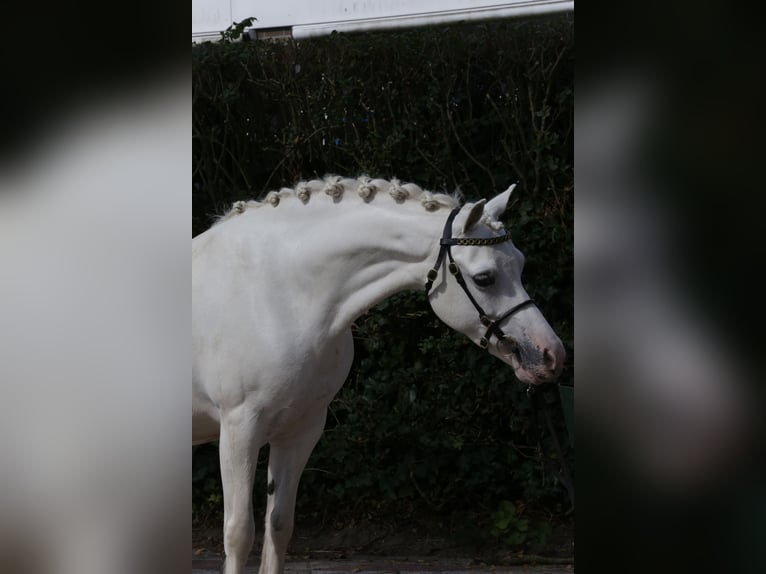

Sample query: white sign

[193,0,574,42]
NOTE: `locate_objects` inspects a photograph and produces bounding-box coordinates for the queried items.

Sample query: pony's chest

[257,330,354,408]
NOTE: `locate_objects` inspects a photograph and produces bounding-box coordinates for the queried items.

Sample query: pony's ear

[462,199,486,234]
[485,184,516,221]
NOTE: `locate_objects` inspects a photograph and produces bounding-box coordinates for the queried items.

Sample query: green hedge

[193,13,573,547]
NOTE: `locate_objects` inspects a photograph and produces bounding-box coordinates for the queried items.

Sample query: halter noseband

[424,207,536,351]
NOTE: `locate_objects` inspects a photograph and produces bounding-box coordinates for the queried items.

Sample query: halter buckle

[479,337,489,349]
[426,269,438,282]
[480,315,492,327]
[448,262,459,276]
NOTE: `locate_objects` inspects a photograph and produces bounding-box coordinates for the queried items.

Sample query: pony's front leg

[259,409,327,574]
[219,406,262,574]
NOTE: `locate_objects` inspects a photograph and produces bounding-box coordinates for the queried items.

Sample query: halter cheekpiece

[425,206,536,352]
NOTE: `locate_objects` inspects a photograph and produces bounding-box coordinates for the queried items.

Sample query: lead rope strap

[527,384,575,510]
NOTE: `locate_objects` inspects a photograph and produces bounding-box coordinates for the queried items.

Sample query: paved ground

[192,556,574,573]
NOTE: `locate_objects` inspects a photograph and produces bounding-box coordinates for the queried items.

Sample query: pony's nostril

[543,348,556,370]
[543,343,565,377]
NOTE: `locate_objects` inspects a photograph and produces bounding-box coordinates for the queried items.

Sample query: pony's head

[426,186,565,384]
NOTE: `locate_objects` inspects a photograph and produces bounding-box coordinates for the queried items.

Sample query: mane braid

[213,175,460,225]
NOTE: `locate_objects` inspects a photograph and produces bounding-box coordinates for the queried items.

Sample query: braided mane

[214,175,461,225]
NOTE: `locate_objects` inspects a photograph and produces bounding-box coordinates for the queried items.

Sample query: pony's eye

[472,271,495,287]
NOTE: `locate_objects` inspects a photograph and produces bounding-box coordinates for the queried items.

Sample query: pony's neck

[217,178,460,339]
[316,204,444,335]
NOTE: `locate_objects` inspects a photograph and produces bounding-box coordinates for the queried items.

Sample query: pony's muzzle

[497,335,566,382]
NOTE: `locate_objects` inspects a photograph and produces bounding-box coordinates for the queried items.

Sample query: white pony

[192,176,565,574]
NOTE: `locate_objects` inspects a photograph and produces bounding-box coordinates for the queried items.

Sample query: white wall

[193,0,574,42]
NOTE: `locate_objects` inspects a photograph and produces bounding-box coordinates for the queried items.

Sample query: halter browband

[449,234,515,246]
[425,207,535,351]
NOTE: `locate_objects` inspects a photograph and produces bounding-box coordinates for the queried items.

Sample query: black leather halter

[425,207,536,351]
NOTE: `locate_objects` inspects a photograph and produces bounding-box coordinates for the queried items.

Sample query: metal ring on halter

[496,335,520,358]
